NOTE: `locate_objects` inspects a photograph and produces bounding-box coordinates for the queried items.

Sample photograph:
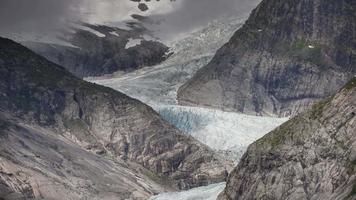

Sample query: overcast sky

[0,0,260,42]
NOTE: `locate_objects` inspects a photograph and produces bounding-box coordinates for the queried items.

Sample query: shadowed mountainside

[0,37,229,199]
[178,0,356,117]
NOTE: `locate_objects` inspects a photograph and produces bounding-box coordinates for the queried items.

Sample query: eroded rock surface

[178,0,356,117]
[218,77,356,200]
[0,37,228,199]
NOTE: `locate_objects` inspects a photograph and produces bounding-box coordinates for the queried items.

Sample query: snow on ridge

[110,31,120,37]
[76,25,106,37]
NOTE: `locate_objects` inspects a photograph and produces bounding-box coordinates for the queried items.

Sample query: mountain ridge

[218,77,356,200]
[178,0,356,117]
[0,37,229,199]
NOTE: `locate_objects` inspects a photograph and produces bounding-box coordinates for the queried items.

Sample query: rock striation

[178,0,356,117]
[218,77,356,200]
[0,37,228,199]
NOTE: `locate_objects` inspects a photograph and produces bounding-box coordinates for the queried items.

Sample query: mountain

[178,0,356,117]
[89,14,248,105]
[0,114,167,199]
[218,77,356,200]
[23,23,169,78]
[0,37,228,199]
[87,15,289,165]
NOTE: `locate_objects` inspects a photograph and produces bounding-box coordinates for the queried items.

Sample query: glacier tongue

[155,105,288,162]
[149,182,226,200]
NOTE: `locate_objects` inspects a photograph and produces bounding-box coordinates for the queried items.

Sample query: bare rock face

[0,115,167,200]
[23,23,169,78]
[218,77,356,200]
[178,0,356,117]
[0,37,228,199]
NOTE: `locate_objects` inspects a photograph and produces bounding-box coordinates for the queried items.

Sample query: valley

[87,13,289,199]
[0,0,355,199]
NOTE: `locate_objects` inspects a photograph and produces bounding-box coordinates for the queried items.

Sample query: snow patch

[125,38,142,49]
[77,26,106,37]
[110,31,120,37]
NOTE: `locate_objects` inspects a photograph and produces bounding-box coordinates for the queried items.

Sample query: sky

[0,0,260,43]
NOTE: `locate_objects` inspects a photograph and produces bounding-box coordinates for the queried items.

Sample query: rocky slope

[23,23,169,78]
[178,0,356,117]
[0,114,167,200]
[218,77,356,200]
[0,37,228,199]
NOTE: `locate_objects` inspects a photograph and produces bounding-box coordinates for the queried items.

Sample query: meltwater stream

[87,14,288,200]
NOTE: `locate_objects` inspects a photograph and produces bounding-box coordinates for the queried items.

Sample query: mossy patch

[64,118,88,131]
[274,39,328,68]
[343,77,356,91]
[142,168,174,186]
[0,120,10,130]
[348,183,356,199]
[255,114,305,149]
[309,96,333,120]
[13,91,37,113]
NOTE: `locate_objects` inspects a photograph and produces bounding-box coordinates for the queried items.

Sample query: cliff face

[23,24,169,78]
[178,0,356,117]
[218,77,356,200]
[0,115,167,200]
[0,37,228,199]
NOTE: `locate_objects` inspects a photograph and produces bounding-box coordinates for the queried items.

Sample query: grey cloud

[146,0,261,40]
[0,0,83,34]
[0,0,261,42]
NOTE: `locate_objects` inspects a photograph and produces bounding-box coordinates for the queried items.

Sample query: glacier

[87,13,288,200]
[149,182,226,200]
[87,14,248,105]
[155,105,288,162]
[87,11,288,164]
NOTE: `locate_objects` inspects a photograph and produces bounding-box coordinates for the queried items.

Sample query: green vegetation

[13,92,36,113]
[348,183,356,199]
[0,120,10,130]
[255,115,304,149]
[309,97,333,120]
[274,39,327,67]
[346,159,356,175]
[142,168,174,186]
[343,77,356,91]
[63,118,89,132]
